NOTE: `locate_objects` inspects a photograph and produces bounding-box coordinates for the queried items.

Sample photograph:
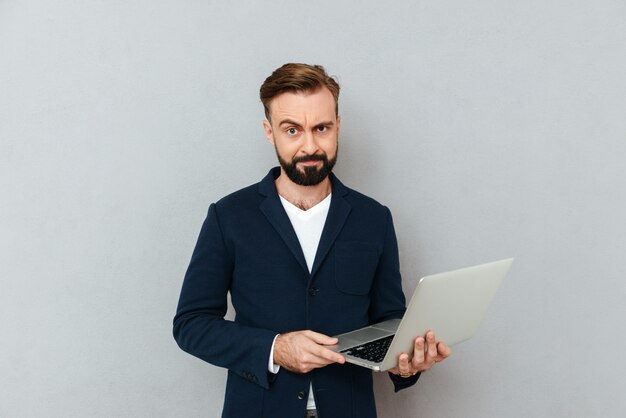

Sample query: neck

[275,168,332,211]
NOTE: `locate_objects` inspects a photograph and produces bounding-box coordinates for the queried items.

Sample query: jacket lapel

[258,168,309,275]
[310,173,352,278]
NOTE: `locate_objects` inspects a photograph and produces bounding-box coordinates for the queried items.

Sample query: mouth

[298,160,322,167]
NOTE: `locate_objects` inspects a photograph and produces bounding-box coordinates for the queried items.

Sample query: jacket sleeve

[172,204,277,389]
[369,207,421,392]
[388,371,421,390]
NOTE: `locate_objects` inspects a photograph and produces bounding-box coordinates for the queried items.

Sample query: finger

[296,347,344,371]
[411,337,425,367]
[306,354,344,367]
[398,353,410,373]
[310,344,345,364]
[436,342,451,359]
[425,331,437,360]
[298,355,336,373]
[304,330,339,346]
[305,355,340,368]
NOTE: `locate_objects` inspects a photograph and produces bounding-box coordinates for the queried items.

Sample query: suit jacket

[173,168,418,418]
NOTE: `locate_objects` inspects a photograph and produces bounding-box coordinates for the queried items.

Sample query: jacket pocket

[334,241,380,295]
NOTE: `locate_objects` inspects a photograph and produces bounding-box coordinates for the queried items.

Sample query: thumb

[305,330,339,345]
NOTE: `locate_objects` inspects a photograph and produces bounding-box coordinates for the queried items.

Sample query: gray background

[1,0,625,417]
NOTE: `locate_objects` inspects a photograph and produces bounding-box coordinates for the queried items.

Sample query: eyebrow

[278,119,302,127]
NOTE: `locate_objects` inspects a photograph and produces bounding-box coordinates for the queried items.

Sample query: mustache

[291,154,327,164]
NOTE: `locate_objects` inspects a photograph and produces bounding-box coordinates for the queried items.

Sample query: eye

[286,127,298,135]
[317,126,327,133]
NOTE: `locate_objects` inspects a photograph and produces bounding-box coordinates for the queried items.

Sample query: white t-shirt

[280,194,331,271]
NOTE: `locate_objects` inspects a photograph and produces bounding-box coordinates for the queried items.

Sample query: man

[173,63,450,418]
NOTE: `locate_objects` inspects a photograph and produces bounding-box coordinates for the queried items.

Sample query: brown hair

[260,63,340,120]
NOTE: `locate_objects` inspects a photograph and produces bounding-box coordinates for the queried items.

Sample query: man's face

[263,87,340,186]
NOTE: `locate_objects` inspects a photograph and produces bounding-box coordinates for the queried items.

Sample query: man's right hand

[273,330,346,373]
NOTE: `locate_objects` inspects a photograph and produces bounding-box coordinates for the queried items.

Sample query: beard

[275,146,338,186]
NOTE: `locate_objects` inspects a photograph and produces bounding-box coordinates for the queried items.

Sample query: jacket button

[297,390,306,400]
[308,287,318,296]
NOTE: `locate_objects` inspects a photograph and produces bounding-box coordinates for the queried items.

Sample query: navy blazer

[173,168,418,418]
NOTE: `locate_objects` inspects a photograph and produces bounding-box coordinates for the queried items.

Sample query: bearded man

[173,63,450,418]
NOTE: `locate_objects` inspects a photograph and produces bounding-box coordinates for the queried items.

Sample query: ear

[262,119,275,145]
[336,115,341,135]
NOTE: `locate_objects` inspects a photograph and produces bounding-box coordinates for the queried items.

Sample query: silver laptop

[330,258,514,371]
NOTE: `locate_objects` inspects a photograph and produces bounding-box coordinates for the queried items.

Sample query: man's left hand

[388,330,451,377]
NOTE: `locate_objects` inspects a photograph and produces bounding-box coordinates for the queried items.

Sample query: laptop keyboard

[340,335,394,363]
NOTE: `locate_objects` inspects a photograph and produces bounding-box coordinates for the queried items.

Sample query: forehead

[267,87,337,124]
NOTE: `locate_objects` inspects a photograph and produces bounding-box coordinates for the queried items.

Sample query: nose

[301,130,320,155]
